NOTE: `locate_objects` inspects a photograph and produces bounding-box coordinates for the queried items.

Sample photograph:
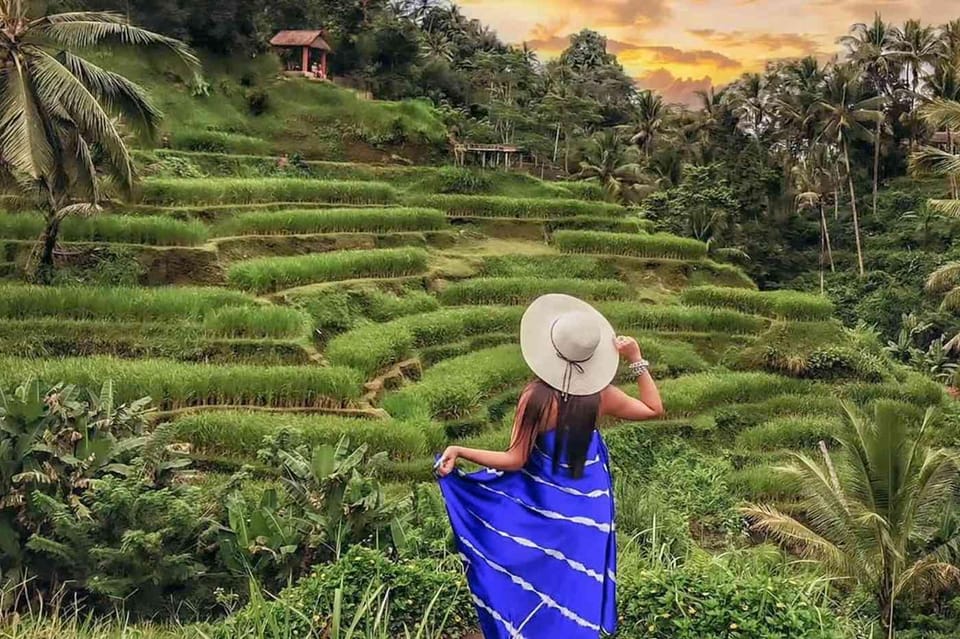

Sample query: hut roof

[270,30,332,51]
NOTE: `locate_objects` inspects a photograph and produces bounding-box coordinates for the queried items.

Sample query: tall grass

[438,277,630,306]
[735,416,841,451]
[141,178,397,205]
[212,207,448,236]
[554,230,708,260]
[598,302,769,335]
[657,372,813,415]
[478,255,616,280]
[174,411,444,461]
[404,194,624,218]
[681,285,835,321]
[227,248,428,293]
[201,306,312,338]
[0,213,208,246]
[0,357,363,408]
[0,284,257,321]
[383,344,529,420]
[325,306,523,376]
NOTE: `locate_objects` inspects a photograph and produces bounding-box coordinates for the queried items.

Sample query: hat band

[550,318,595,401]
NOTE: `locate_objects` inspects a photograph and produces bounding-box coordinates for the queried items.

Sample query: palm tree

[623,89,664,157]
[793,144,837,292]
[841,13,897,216]
[890,19,945,148]
[575,130,647,203]
[816,64,883,276]
[742,401,960,638]
[0,6,198,281]
[909,98,960,207]
[729,72,769,137]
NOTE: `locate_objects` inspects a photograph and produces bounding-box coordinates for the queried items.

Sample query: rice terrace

[3,1,960,638]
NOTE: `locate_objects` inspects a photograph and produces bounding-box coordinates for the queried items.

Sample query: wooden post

[321,51,328,79]
[301,46,309,76]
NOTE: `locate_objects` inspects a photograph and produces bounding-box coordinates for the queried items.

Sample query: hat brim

[520,294,619,396]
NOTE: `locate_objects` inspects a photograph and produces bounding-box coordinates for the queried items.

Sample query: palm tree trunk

[873,116,882,217]
[843,142,866,277]
[820,203,835,272]
[37,213,61,285]
[553,124,561,163]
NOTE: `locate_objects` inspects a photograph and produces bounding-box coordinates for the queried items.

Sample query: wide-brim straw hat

[520,294,619,398]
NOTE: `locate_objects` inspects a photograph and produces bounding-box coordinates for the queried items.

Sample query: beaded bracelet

[628,358,650,377]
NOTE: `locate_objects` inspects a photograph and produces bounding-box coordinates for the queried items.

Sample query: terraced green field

[1,156,944,516]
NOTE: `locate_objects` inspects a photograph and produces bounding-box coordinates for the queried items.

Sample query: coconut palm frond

[940,286,960,311]
[0,52,57,183]
[919,98,960,129]
[909,146,960,178]
[926,261,960,292]
[928,199,960,217]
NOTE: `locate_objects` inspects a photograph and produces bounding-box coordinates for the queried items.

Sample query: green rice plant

[438,277,630,306]
[403,194,624,218]
[843,371,945,407]
[169,128,273,155]
[681,285,835,321]
[383,344,530,421]
[0,213,208,246]
[656,372,813,415]
[325,307,522,377]
[0,357,363,409]
[558,181,606,201]
[554,229,708,260]
[735,416,842,451]
[141,178,397,205]
[728,464,801,501]
[212,207,448,236]
[227,248,428,293]
[598,302,768,335]
[201,306,312,339]
[478,254,616,279]
[174,411,442,461]
[0,284,257,321]
[284,286,439,335]
[612,336,709,378]
[545,215,655,234]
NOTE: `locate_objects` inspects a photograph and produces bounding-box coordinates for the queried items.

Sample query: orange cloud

[635,68,713,106]
[629,45,741,69]
[688,29,823,56]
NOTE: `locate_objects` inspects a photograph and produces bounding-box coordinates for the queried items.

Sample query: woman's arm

[436,391,538,476]
[600,336,664,422]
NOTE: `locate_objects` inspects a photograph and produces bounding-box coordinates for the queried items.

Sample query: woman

[436,293,663,638]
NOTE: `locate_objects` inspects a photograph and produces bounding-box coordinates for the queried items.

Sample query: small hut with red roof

[269,30,332,80]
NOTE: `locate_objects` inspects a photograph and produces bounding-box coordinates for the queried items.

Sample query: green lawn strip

[210,207,449,236]
[680,285,835,321]
[438,277,632,306]
[0,284,258,321]
[0,357,364,409]
[141,178,397,205]
[0,212,208,246]
[173,410,444,462]
[403,193,625,218]
[226,247,428,293]
[554,229,708,260]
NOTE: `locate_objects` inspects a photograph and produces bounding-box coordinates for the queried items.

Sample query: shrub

[438,277,630,305]
[681,285,835,320]
[478,254,616,279]
[0,285,256,321]
[141,178,397,205]
[599,302,768,335]
[216,546,475,638]
[736,416,841,451]
[0,213,208,246]
[554,229,708,260]
[325,306,522,377]
[213,207,448,236]
[404,194,624,218]
[201,306,311,339]
[175,411,442,463]
[435,166,492,194]
[226,247,428,293]
[618,561,842,638]
[383,344,529,420]
[0,357,363,409]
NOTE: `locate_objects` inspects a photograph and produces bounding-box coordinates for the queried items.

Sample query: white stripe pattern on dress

[474,483,612,532]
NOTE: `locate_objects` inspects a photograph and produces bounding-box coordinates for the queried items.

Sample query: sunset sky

[457,0,960,104]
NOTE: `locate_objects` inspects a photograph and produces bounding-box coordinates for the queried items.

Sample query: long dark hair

[511,379,601,478]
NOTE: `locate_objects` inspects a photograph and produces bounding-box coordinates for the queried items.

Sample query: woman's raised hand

[615,335,643,363]
[435,445,461,477]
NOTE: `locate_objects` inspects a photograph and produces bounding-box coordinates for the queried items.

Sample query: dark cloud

[634,68,714,106]
[632,45,742,69]
[689,29,823,55]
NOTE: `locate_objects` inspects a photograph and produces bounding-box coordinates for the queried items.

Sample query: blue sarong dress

[438,428,617,638]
